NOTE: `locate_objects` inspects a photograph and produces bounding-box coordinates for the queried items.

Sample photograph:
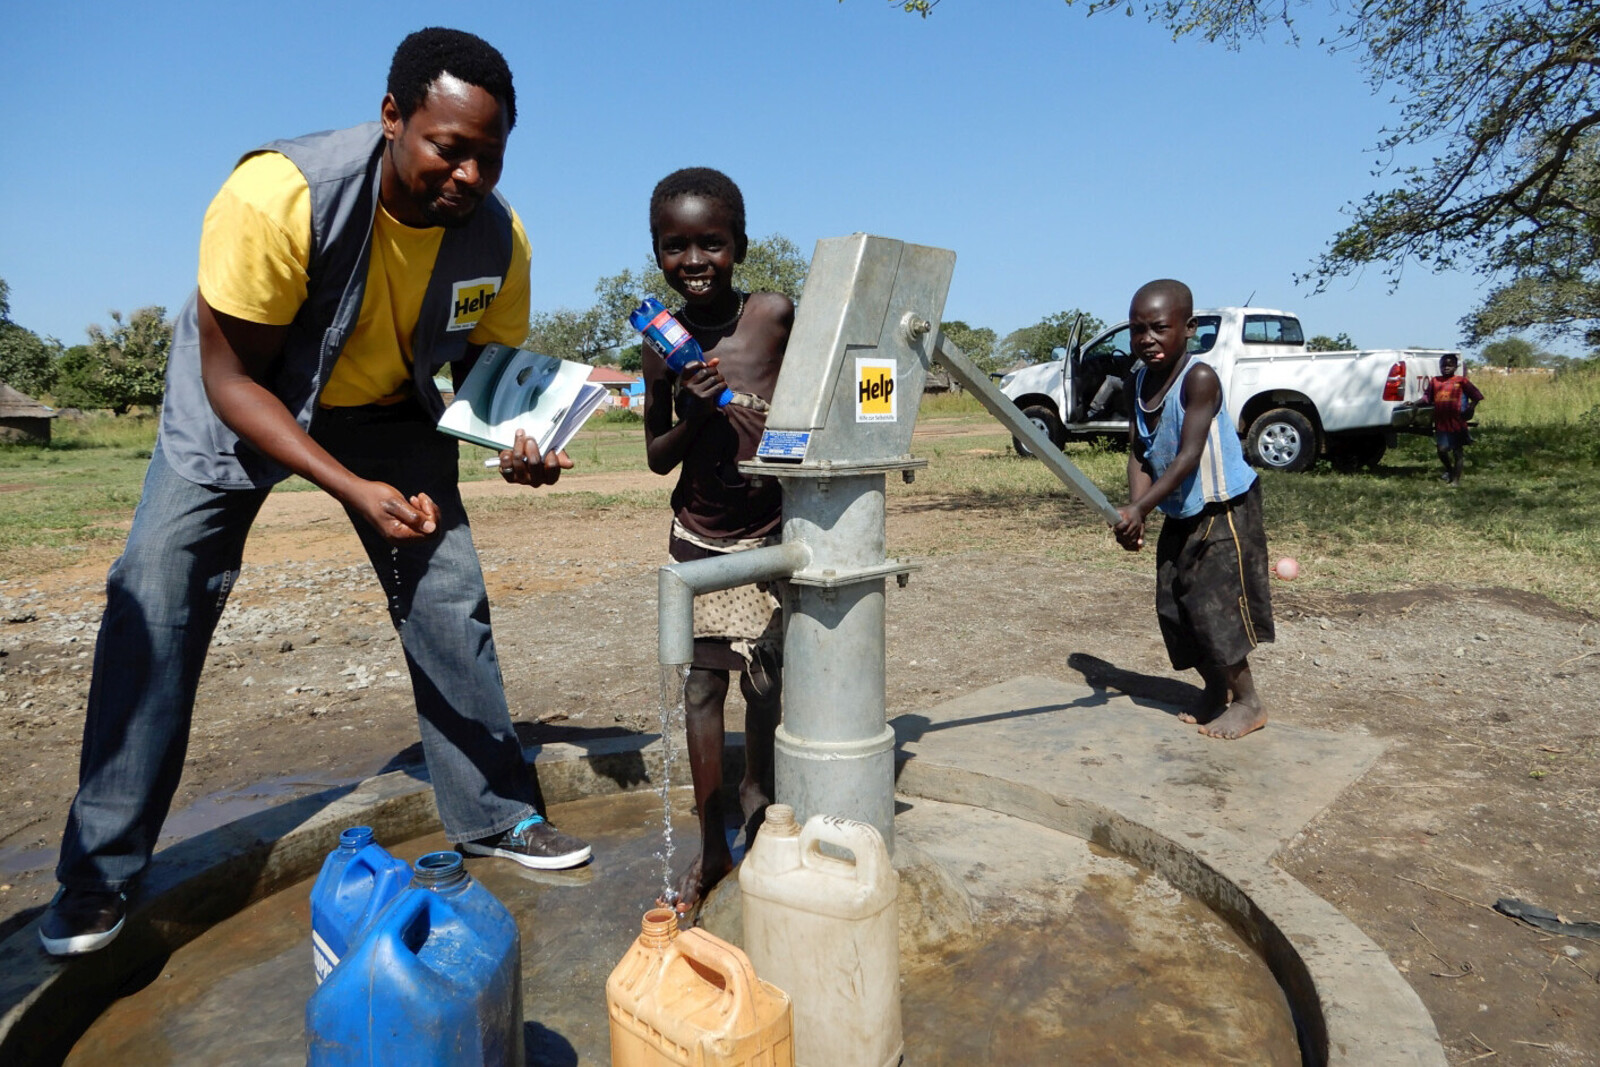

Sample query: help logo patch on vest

[855,358,898,423]
[448,276,502,332]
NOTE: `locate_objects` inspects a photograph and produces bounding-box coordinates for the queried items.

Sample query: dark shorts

[1154,481,1275,671]
[1435,429,1471,450]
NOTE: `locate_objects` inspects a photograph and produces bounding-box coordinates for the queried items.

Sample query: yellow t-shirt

[197,151,531,407]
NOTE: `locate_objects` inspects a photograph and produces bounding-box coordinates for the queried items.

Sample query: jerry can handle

[337,849,384,900]
[665,928,760,1028]
[799,814,886,888]
[393,892,480,986]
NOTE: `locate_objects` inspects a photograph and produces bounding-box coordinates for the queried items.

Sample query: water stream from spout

[654,663,690,907]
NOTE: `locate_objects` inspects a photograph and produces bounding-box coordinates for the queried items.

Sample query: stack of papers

[437,345,608,457]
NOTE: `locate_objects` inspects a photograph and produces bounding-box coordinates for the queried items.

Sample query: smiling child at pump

[1113,280,1275,740]
[642,168,794,911]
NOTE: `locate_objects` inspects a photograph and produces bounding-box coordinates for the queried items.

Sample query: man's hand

[1113,504,1145,551]
[494,428,575,487]
[348,482,441,544]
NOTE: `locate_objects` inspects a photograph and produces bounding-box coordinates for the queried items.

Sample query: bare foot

[1179,683,1229,725]
[1198,699,1267,740]
[659,850,733,916]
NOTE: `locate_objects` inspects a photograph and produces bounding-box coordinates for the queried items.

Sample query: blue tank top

[1133,358,1257,519]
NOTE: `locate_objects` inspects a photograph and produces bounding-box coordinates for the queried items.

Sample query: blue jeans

[56,403,539,892]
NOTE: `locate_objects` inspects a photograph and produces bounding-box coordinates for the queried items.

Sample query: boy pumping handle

[1113,280,1275,740]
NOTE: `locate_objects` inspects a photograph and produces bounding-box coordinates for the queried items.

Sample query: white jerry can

[739,805,902,1067]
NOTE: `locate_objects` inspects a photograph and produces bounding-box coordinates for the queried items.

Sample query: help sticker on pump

[855,358,897,423]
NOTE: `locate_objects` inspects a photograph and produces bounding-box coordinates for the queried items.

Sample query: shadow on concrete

[1064,652,1201,714]
[526,1019,579,1066]
[890,655,1199,762]
[892,702,1075,747]
[379,722,655,795]
[890,653,1200,755]
[0,905,46,949]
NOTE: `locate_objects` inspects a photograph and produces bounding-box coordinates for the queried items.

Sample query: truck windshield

[1242,315,1304,345]
[1190,316,1222,354]
[1084,327,1130,362]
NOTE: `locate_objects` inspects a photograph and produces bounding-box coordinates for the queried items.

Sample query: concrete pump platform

[0,676,1446,1065]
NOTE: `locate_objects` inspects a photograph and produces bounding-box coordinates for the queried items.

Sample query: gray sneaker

[39,886,126,956]
[460,814,592,870]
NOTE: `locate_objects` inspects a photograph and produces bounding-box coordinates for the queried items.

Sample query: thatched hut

[0,382,57,443]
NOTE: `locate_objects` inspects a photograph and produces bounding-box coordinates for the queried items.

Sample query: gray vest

[158,121,517,488]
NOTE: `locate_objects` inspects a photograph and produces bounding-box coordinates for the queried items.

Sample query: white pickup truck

[997,307,1454,472]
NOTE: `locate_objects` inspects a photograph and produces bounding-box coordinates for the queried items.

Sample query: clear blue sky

[1,0,1501,353]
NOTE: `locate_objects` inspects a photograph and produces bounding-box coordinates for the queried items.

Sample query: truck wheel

[1245,408,1317,472]
[1328,434,1387,472]
[1014,406,1066,457]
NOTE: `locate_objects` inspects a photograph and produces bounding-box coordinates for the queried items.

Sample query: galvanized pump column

[767,473,898,849]
[744,236,958,856]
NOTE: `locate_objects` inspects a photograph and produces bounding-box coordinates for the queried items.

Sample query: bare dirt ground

[2,464,1597,1065]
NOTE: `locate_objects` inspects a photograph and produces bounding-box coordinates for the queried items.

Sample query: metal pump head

[753,234,955,470]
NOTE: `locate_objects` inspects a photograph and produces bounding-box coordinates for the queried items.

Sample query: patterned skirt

[668,518,784,674]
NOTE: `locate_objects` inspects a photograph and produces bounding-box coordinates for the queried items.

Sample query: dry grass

[889,422,1600,611]
[3,391,1597,611]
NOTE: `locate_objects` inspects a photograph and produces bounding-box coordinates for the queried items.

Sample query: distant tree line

[17,257,1463,417]
[520,237,1113,378]
[0,278,172,414]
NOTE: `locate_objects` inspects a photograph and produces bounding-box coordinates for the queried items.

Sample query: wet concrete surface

[68,789,1298,1066]
[896,798,1300,1065]
[0,771,371,884]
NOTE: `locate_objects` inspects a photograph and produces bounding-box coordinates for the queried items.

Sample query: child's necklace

[680,290,746,332]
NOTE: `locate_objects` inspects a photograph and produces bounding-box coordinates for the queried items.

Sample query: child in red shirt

[1416,354,1484,484]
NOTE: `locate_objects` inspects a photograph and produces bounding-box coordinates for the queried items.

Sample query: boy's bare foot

[1178,692,1227,724]
[660,850,734,916]
[1179,679,1229,724]
[1198,699,1267,740]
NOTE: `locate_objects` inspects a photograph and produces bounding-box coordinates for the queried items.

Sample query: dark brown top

[644,290,793,541]
[669,387,781,539]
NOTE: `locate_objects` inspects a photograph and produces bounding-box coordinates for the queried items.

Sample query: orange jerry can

[607,908,794,1067]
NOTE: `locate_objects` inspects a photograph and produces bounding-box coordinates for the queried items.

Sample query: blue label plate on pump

[756,429,810,462]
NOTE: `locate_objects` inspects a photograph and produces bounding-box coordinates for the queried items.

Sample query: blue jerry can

[306,850,524,1066]
[309,826,411,984]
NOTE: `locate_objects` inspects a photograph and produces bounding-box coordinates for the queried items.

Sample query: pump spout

[658,541,811,666]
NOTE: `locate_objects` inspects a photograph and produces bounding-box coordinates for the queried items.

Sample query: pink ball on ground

[1275,557,1300,580]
